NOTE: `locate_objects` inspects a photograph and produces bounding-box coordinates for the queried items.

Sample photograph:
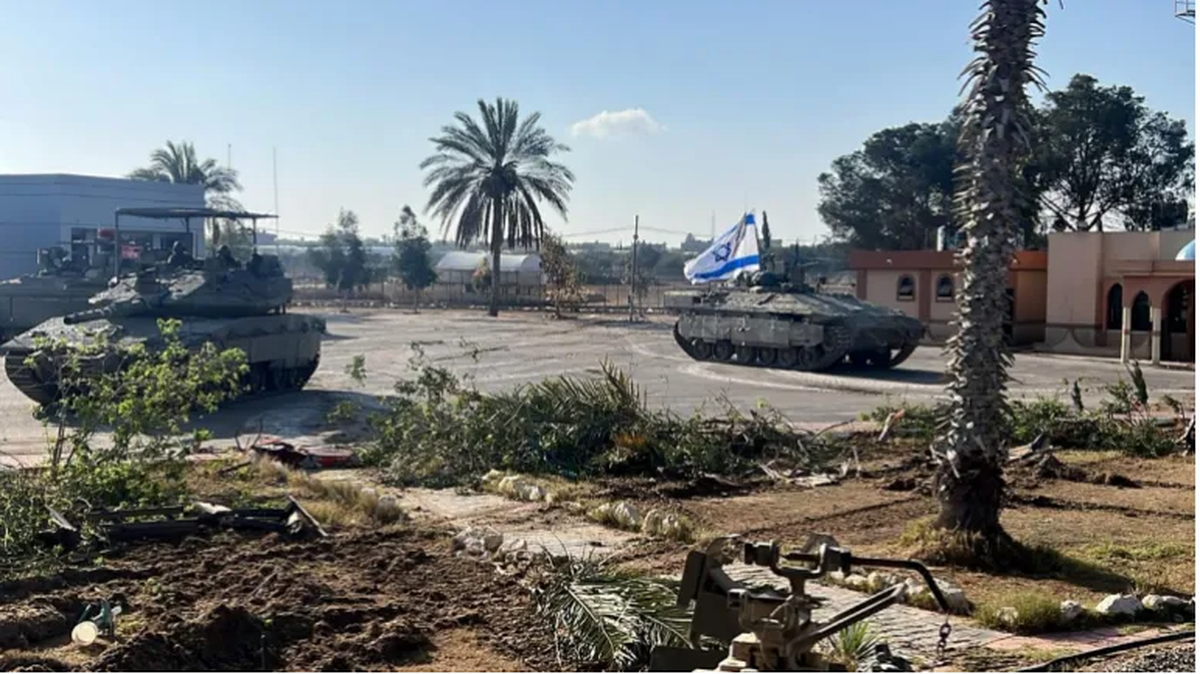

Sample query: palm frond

[534,554,692,670]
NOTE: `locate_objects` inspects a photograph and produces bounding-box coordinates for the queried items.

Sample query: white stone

[1142,595,1168,612]
[1060,600,1084,622]
[935,580,970,614]
[996,606,1019,627]
[842,574,871,591]
[1095,594,1142,617]
[496,475,526,497]
[610,502,641,529]
[481,469,505,485]
[517,483,547,502]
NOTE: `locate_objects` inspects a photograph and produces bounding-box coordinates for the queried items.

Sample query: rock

[935,579,970,614]
[868,572,902,592]
[1095,594,1142,617]
[996,606,1019,627]
[1157,595,1189,611]
[496,475,526,497]
[516,483,547,502]
[609,502,640,529]
[452,526,503,557]
[1142,595,1169,612]
[1061,600,1084,622]
[641,509,686,538]
[481,469,505,485]
[842,574,871,591]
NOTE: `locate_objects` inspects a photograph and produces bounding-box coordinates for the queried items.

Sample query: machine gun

[649,536,953,672]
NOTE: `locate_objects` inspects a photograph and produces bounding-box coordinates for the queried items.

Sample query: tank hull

[669,289,924,372]
[3,313,324,405]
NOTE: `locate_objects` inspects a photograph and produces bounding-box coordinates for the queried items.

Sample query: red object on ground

[250,437,359,469]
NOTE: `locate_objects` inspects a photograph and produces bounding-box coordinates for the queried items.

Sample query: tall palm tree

[420,98,575,317]
[934,0,1048,543]
[129,140,243,211]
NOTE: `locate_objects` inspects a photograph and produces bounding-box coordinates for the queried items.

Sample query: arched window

[896,275,915,302]
[1105,284,1123,330]
[935,274,955,301]
[1131,291,1152,332]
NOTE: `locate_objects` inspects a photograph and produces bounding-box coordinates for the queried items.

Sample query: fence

[291,276,692,314]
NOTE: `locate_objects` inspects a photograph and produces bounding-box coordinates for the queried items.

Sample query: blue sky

[0,0,1194,246]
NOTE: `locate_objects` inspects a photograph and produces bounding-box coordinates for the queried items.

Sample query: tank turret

[2,253,325,405]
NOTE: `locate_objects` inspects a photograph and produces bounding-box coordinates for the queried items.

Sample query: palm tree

[420,98,575,317]
[934,0,1048,546]
[129,140,243,208]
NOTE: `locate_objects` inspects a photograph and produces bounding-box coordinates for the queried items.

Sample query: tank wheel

[865,349,892,369]
[691,339,714,360]
[755,347,778,366]
[712,341,734,362]
[734,345,755,364]
[777,347,799,368]
[849,352,870,368]
[796,346,821,371]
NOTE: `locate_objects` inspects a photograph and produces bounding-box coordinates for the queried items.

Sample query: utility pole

[629,214,640,322]
[273,147,280,254]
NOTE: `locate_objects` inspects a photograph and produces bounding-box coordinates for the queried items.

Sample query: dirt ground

[0,527,570,673]
[596,441,1196,611]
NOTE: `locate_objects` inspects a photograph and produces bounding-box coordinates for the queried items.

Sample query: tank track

[3,349,320,406]
[673,319,854,372]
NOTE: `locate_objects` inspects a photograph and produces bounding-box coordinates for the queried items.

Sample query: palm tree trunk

[936,0,1044,539]
[489,197,503,317]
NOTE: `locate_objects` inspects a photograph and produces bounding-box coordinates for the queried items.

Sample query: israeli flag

[683,213,761,284]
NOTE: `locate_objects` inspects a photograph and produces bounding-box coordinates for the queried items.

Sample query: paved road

[2,309,1193,467]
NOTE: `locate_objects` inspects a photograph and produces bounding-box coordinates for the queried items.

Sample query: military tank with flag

[666,213,924,372]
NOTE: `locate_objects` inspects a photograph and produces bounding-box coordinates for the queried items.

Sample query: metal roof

[114,207,277,220]
[434,250,543,273]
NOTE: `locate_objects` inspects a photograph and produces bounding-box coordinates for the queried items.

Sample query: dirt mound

[0,528,565,672]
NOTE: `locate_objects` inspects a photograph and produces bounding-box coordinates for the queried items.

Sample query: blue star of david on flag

[683,212,761,284]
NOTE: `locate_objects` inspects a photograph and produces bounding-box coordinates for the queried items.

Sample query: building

[1043,230,1193,364]
[428,250,544,304]
[0,174,205,278]
[848,249,1048,346]
[848,229,1195,365]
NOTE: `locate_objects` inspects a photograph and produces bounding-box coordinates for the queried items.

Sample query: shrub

[364,356,843,487]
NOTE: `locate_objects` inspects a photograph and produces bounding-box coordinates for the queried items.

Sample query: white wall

[0,174,205,277]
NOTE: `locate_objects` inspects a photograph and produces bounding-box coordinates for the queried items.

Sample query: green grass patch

[976,592,1066,634]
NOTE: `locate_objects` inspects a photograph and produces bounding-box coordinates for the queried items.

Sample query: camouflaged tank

[666,271,925,372]
[0,248,117,342]
[1,254,325,405]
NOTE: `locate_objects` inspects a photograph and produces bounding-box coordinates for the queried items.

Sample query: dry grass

[189,457,405,530]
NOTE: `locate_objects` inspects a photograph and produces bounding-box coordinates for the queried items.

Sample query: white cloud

[569,108,664,139]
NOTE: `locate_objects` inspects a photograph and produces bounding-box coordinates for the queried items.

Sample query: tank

[0,247,115,342]
[667,271,925,372]
[1,253,325,405]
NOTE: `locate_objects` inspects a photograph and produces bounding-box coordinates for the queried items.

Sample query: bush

[362,356,843,487]
[870,372,1181,457]
[2,318,247,576]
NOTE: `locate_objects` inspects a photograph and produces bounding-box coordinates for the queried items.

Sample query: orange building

[847,249,1048,346]
[848,231,1195,365]
[1043,230,1193,364]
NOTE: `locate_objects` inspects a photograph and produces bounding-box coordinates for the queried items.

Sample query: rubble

[1095,593,1142,617]
[451,526,504,558]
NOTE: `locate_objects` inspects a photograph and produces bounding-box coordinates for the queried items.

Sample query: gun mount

[649,536,952,672]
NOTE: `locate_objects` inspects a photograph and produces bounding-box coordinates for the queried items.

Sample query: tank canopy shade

[111,208,278,277]
[1175,239,1195,261]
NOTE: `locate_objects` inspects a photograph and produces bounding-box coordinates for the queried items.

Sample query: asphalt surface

[1,309,1194,467]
